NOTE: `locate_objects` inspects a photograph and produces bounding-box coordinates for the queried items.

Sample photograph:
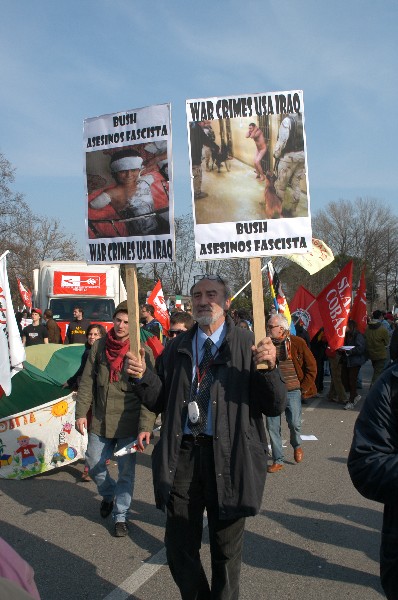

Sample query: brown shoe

[267,463,284,473]
[294,447,304,463]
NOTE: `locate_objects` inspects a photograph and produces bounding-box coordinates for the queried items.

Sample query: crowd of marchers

[8,289,398,600]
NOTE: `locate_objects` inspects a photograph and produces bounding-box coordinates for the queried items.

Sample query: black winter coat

[340,330,366,368]
[142,317,287,520]
[347,363,398,600]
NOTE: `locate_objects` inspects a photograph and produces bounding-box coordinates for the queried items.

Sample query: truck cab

[33,262,127,341]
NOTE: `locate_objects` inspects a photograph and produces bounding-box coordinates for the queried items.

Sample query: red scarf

[105,328,130,382]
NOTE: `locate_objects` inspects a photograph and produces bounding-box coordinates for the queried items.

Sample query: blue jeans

[266,388,302,464]
[86,432,136,523]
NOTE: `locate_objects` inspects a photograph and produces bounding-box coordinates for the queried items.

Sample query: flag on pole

[290,285,323,341]
[316,261,353,350]
[17,278,32,310]
[0,252,26,396]
[266,261,292,325]
[140,328,164,359]
[147,280,170,339]
[350,268,367,334]
[286,238,334,275]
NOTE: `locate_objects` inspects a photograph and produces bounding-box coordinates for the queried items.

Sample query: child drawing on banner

[14,435,41,470]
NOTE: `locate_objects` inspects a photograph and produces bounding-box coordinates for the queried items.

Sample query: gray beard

[194,306,225,326]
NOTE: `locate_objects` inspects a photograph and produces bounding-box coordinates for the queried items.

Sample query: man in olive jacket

[130,276,287,600]
[365,310,390,386]
[75,304,159,537]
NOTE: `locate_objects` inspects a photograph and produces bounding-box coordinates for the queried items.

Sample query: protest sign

[186,90,312,261]
[84,103,174,265]
[286,238,334,274]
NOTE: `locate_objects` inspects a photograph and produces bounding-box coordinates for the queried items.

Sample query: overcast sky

[1,0,397,251]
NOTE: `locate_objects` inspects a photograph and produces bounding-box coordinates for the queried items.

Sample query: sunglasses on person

[168,329,184,337]
[193,274,226,285]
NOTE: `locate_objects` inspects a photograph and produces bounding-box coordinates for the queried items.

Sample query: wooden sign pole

[249,257,268,370]
[125,265,141,359]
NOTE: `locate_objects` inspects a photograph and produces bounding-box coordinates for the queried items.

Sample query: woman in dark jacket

[64,323,106,480]
[64,324,107,390]
[339,319,366,410]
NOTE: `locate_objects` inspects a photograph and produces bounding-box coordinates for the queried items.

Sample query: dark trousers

[341,364,361,401]
[165,437,245,600]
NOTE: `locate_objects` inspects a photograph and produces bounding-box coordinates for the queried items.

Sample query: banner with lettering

[186,90,312,260]
[316,261,353,350]
[84,103,174,264]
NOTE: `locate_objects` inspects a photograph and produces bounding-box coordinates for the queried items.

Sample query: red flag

[290,285,323,341]
[17,279,32,310]
[350,268,367,334]
[316,261,353,350]
[140,328,164,359]
[147,280,170,336]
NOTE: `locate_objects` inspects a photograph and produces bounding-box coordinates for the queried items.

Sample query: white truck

[32,261,127,340]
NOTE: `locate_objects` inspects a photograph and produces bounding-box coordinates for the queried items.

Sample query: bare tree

[143,214,197,295]
[142,198,398,313]
[0,152,82,305]
[8,216,80,292]
[312,197,398,309]
[0,152,27,239]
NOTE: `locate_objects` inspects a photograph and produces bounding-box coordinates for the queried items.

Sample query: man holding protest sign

[130,274,287,600]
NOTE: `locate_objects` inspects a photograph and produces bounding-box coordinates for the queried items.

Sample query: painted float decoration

[0,345,88,479]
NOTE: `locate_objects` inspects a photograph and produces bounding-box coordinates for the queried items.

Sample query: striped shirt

[273,337,300,391]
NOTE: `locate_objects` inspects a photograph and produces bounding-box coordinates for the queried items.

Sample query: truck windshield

[49,299,115,322]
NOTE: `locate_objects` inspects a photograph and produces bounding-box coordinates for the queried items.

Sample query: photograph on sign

[84,103,174,265]
[186,90,312,260]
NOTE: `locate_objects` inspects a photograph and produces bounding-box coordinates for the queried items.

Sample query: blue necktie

[190,338,213,435]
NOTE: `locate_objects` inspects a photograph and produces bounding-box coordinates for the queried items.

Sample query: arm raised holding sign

[130,274,286,598]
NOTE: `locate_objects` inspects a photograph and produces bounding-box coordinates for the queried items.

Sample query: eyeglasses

[168,329,184,337]
[268,324,282,329]
[193,274,225,285]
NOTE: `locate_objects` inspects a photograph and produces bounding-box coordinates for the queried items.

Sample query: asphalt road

[0,361,385,600]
